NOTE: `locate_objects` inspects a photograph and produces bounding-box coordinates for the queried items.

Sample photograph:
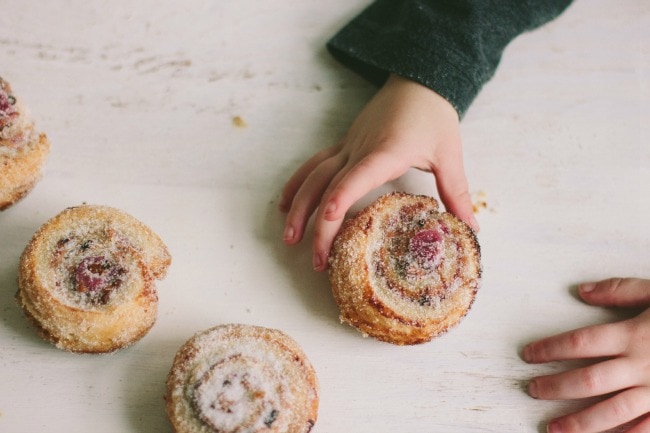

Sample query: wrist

[383,74,460,120]
[384,74,460,121]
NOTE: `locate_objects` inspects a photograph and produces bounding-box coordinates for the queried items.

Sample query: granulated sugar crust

[16,204,171,353]
[0,76,50,210]
[165,324,318,433]
[328,192,481,345]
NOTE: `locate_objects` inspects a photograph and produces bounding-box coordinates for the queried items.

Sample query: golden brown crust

[329,192,481,345]
[165,324,319,433]
[0,77,50,210]
[16,204,171,353]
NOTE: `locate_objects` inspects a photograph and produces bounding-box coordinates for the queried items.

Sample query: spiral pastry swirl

[329,192,481,345]
[166,324,319,433]
[0,76,50,210]
[17,204,171,353]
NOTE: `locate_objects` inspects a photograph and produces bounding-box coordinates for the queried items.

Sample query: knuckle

[452,189,471,203]
[623,319,641,339]
[567,330,588,352]
[578,368,601,393]
[610,397,632,419]
[602,277,624,294]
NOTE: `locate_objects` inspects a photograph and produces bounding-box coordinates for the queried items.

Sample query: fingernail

[522,345,532,363]
[579,283,596,293]
[547,421,562,433]
[283,225,294,242]
[312,253,323,270]
[527,380,538,398]
[324,201,336,216]
[468,214,480,233]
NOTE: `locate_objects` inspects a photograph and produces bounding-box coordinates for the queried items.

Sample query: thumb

[433,153,479,233]
[579,278,650,308]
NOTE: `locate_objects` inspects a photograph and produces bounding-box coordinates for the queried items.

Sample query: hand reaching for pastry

[279,74,479,271]
[523,278,650,433]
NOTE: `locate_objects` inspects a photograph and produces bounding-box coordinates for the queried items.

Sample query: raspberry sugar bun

[329,192,481,345]
[0,76,50,210]
[17,204,171,353]
[166,324,319,433]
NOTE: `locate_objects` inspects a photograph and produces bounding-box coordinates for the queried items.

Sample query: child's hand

[523,278,650,433]
[279,74,478,271]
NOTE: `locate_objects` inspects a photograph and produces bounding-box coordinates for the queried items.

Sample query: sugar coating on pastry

[17,204,171,353]
[329,192,481,345]
[0,76,50,210]
[166,324,319,433]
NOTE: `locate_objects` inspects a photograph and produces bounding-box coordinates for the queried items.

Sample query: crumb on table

[472,190,488,214]
[232,115,247,128]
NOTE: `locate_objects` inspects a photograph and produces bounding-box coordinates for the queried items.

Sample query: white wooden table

[1,1,648,432]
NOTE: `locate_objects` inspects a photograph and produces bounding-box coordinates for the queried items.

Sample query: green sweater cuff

[327,0,573,118]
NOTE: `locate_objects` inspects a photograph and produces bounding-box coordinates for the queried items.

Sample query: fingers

[627,413,650,433]
[432,145,479,233]
[309,151,407,271]
[279,145,341,213]
[320,150,407,222]
[280,147,405,271]
[281,148,404,270]
[546,387,650,433]
[579,278,650,308]
[280,75,475,270]
[528,358,637,400]
[525,281,650,431]
[311,213,344,271]
[282,152,346,246]
[523,321,630,363]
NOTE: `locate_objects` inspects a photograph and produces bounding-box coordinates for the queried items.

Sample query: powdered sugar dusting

[169,325,318,433]
[187,335,292,433]
[193,355,283,432]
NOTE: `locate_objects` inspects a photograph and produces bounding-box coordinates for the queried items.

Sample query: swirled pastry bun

[329,192,481,345]
[0,76,50,210]
[17,204,171,353]
[166,324,319,433]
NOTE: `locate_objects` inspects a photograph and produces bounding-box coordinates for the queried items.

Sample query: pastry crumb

[232,115,246,128]
[472,190,488,214]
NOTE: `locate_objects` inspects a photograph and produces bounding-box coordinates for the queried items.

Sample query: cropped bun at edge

[328,192,481,345]
[16,204,171,353]
[0,76,50,210]
[166,324,319,433]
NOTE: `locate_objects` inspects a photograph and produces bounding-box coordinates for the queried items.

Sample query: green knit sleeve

[327,0,573,117]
